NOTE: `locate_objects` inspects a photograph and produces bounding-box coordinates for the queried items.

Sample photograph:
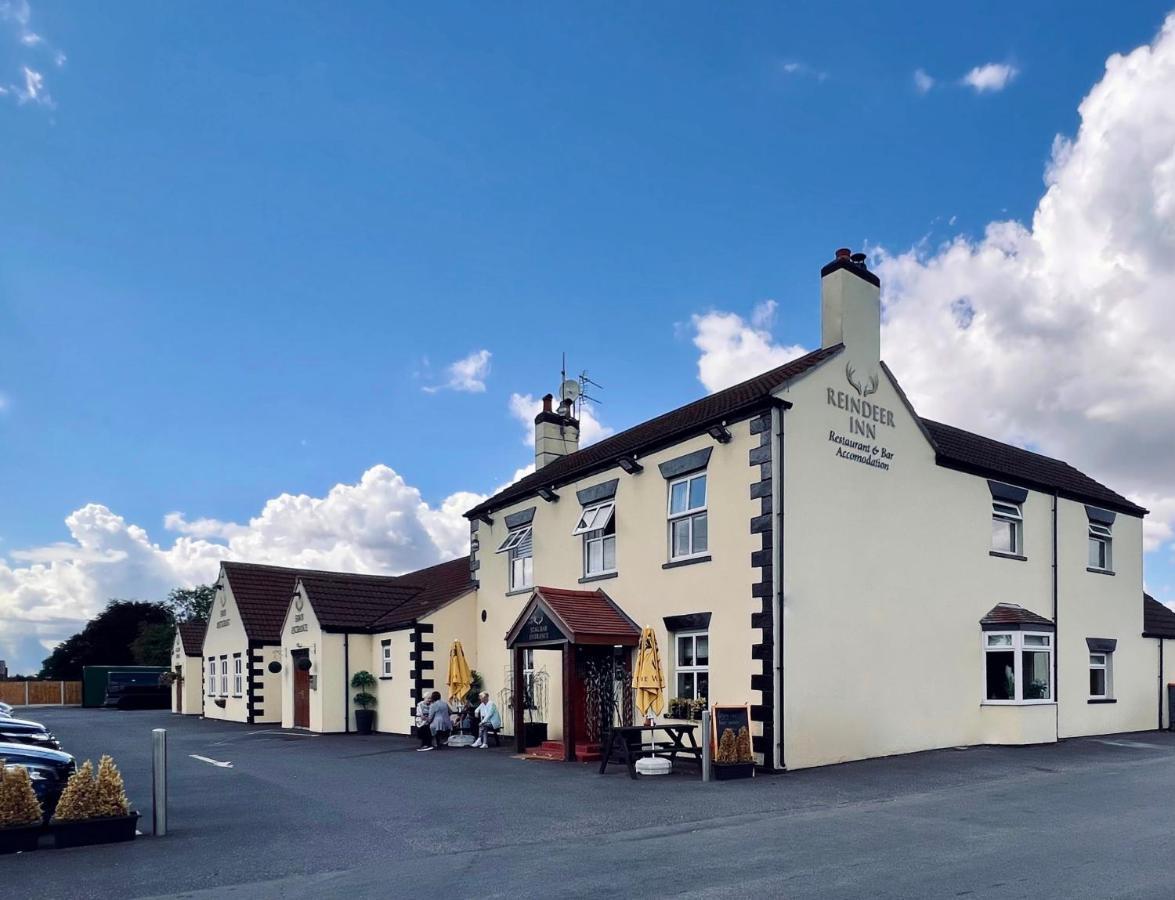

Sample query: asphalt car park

[5,709,1175,899]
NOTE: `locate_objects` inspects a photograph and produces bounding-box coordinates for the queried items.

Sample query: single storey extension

[169,621,205,716]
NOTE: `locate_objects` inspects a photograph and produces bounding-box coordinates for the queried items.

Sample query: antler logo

[845,362,879,398]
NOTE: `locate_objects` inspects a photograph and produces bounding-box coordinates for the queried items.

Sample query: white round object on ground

[635,756,671,776]
[447,734,476,747]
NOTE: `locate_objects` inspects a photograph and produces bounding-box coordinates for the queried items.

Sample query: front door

[292,651,310,728]
[176,676,182,714]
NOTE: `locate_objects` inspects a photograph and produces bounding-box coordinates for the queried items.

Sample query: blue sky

[3,1,1175,672]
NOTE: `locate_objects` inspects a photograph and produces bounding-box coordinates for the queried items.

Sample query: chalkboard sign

[710,704,752,754]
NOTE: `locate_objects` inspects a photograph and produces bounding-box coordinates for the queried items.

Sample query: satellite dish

[560,379,580,404]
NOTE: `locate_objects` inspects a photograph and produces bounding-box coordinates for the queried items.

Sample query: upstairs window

[983,631,1052,703]
[991,501,1023,555]
[1088,523,1113,571]
[496,526,533,591]
[668,473,708,560]
[574,502,616,577]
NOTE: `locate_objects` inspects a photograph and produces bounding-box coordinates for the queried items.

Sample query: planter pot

[712,762,754,781]
[355,709,375,735]
[0,824,42,854]
[523,722,548,746]
[51,812,140,849]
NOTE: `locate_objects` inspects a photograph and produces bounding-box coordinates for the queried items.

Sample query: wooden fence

[0,681,82,706]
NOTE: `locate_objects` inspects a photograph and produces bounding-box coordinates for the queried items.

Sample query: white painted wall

[169,631,203,716]
[201,577,252,723]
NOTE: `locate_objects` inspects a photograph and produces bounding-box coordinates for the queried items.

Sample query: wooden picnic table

[599,724,702,779]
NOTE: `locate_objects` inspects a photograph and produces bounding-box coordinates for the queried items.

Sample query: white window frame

[206,658,215,696]
[573,501,614,536]
[232,654,243,697]
[667,472,708,561]
[991,500,1023,555]
[522,648,536,708]
[1088,523,1113,571]
[219,656,228,697]
[496,525,534,592]
[381,643,393,678]
[1089,652,1113,699]
[982,630,1053,705]
[495,525,531,553]
[582,508,617,578]
[673,631,709,702]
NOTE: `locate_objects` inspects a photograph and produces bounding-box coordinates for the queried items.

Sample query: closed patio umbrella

[632,626,665,721]
[447,640,473,706]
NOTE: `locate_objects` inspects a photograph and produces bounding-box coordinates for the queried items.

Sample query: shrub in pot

[0,762,44,854]
[51,756,140,848]
[712,727,754,781]
[351,671,377,734]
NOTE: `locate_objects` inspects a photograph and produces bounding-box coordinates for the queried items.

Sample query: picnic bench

[598,724,703,779]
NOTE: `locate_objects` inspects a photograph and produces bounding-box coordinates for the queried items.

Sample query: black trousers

[433,729,450,748]
[418,724,433,747]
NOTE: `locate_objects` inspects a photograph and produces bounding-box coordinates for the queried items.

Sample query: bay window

[983,631,1052,703]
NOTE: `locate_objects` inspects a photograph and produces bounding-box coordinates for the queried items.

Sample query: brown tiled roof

[1143,593,1175,639]
[176,621,206,656]
[507,586,641,646]
[465,344,844,519]
[923,420,1146,516]
[980,603,1055,629]
[222,557,474,641]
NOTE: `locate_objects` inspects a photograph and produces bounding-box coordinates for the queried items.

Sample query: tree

[165,584,215,623]
[39,600,174,680]
[129,622,176,667]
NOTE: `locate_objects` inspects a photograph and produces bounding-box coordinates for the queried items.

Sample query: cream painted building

[461,249,1167,770]
[277,558,475,734]
[170,621,205,716]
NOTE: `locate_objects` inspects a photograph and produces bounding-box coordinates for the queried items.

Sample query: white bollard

[701,709,711,783]
[152,729,167,836]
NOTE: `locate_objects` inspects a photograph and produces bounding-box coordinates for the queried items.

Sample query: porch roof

[506,586,641,648]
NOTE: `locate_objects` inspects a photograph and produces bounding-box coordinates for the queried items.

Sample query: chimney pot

[835,247,851,260]
[542,393,553,413]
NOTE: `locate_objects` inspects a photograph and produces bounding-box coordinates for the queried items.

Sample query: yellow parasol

[446,640,473,706]
[632,626,665,720]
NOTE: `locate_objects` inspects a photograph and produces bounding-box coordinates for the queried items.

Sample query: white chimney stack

[534,392,580,469]
[820,248,881,370]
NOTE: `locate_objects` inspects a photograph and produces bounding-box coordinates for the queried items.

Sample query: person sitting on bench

[472,691,501,748]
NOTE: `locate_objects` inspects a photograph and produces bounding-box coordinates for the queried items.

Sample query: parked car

[0,716,61,750]
[0,742,77,820]
[0,700,13,717]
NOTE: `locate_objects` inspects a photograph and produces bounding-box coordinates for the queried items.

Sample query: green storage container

[82,666,168,708]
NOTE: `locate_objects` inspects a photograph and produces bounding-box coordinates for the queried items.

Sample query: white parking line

[190,754,234,768]
[246,729,318,737]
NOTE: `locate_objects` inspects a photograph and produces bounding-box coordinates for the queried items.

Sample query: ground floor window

[1090,652,1113,698]
[233,653,243,696]
[381,642,393,677]
[207,658,215,696]
[674,631,709,702]
[220,656,229,697]
[984,631,1052,703]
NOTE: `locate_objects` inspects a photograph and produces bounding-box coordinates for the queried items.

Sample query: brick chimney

[534,393,580,469]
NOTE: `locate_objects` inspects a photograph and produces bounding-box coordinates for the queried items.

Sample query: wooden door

[292,652,310,728]
[176,676,182,714]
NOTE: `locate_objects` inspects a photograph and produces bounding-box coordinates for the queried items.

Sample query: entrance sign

[518,609,566,646]
[825,362,897,472]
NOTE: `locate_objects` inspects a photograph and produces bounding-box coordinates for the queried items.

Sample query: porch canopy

[505,586,641,756]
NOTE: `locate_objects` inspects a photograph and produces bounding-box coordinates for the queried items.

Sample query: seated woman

[472,691,502,748]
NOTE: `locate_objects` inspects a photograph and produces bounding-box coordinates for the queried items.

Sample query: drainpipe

[771,400,786,770]
[1159,640,1165,731]
[1052,491,1059,738]
[344,633,351,734]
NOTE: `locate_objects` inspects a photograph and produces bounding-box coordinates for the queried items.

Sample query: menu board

[710,704,751,749]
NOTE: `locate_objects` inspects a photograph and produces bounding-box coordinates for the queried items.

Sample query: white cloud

[691,300,808,393]
[508,393,614,449]
[961,62,1019,93]
[423,349,492,394]
[875,14,1175,578]
[779,60,828,83]
[0,1,63,107]
[914,68,935,94]
[0,465,485,673]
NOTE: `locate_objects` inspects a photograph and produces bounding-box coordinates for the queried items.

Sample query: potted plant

[688,699,707,721]
[667,697,685,719]
[158,671,177,687]
[51,756,140,848]
[0,763,44,854]
[351,671,377,735]
[712,726,755,781]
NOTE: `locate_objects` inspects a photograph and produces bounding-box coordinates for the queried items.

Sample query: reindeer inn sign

[826,362,897,472]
